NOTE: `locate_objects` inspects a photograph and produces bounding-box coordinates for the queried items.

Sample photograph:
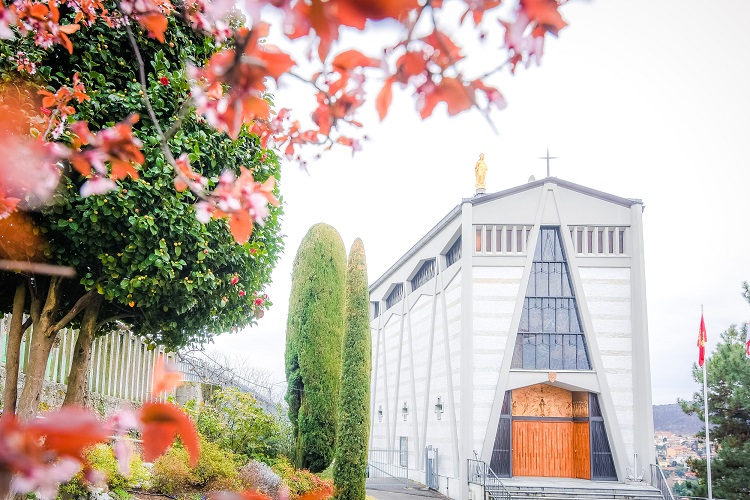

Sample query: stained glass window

[511,227,591,370]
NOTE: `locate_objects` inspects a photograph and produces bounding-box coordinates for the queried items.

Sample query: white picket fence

[0,315,199,403]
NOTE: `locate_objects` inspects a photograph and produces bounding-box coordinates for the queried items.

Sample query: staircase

[496,483,664,500]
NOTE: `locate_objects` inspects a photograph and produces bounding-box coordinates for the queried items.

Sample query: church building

[367,158,656,499]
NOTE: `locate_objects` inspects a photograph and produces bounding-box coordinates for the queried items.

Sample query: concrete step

[488,485,663,500]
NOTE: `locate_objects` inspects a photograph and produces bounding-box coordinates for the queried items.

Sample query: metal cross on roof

[539,148,558,177]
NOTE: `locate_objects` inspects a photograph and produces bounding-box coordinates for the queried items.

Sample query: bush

[150,435,242,496]
[58,443,150,499]
[239,460,282,498]
[185,387,291,462]
[272,456,333,500]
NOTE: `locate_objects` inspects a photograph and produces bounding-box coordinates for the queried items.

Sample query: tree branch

[47,289,97,335]
[95,314,135,332]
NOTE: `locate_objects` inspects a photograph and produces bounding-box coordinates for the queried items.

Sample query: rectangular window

[486,226,493,253]
[475,227,482,252]
[496,225,504,252]
[587,228,594,254]
[618,229,625,254]
[597,228,604,254]
[576,228,583,253]
[608,229,614,254]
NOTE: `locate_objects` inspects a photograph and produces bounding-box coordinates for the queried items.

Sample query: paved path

[366,478,448,500]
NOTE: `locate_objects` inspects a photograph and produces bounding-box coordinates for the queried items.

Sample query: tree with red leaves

[0,0,575,496]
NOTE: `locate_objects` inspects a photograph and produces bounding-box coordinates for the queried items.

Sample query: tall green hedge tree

[334,238,371,500]
[285,223,346,472]
[680,283,750,500]
[0,14,283,418]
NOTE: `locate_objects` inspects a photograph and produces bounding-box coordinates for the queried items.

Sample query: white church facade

[368,176,656,499]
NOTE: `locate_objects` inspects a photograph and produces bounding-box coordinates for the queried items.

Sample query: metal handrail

[467,459,511,500]
[650,464,676,500]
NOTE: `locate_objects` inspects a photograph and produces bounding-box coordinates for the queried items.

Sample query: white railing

[650,464,676,500]
[0,315,197,403]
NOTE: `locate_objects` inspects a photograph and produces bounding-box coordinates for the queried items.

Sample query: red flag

[698,314,707,367]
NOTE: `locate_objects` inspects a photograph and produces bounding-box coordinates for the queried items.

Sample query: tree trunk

[16,276,63,421]
[2,281,28,415]
[63,295,102,407]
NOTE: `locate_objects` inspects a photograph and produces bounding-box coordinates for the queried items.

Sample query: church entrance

[490,384,616,480]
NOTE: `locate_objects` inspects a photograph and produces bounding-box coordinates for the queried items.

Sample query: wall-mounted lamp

[378,405,383,422]
[402,401,409,421]
[434,397,444,420]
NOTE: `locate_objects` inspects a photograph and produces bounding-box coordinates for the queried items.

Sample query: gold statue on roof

[475,153,487,193]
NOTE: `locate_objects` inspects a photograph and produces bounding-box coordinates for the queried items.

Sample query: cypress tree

[334,238,372,500]
[285,223,347,472]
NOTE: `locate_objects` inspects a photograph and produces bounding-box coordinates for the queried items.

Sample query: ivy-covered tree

[334,238,371,500]
[680,285,750,500]
[285,223,346,472]
[0,15,283,418]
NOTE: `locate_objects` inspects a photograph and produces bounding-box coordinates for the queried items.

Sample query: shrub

[239,460,282,498]
[185,387,291,462]
[151,436,242,496]
[272,457,333,500]
[150,446,195,496]
[58,443,150,499]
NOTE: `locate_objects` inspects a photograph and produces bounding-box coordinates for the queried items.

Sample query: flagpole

[702,305,713,500]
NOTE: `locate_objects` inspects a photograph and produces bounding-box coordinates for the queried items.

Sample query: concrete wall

[579,267,634,460]
[471,266,523,453]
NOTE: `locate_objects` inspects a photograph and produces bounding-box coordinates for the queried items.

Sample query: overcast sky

[212,0,750,406]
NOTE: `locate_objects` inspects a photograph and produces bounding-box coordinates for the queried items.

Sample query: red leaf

[241,96,271,122]
[440,78,473,116]
[332,50,380,71]
[376,77,394,121]
[395,52,426,83]
[152,355,182,396]
[137,13,168,43]
[336,0,417,22]
[110,160,139,181]
[58,23,80,34]
[257,49,296,81]
[26,407,109,459]
[521,0,567,35]
[139,402,199,466]
[229,210,254,244]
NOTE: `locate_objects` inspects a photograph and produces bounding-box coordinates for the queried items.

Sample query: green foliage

[271,456,333,500]
[333,238,371,500]
[185,387,292,461]
[672,479,704,499]
[0,10,283,350]
[284,223,347,472]
[150,436,242,495]
[680,298,750,499]
[59,443,150,499]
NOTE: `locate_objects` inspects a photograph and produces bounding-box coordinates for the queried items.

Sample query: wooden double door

[511,420,590,479]
[491,385,617,480]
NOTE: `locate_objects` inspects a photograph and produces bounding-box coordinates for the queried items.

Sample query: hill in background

[653,403,704,435]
